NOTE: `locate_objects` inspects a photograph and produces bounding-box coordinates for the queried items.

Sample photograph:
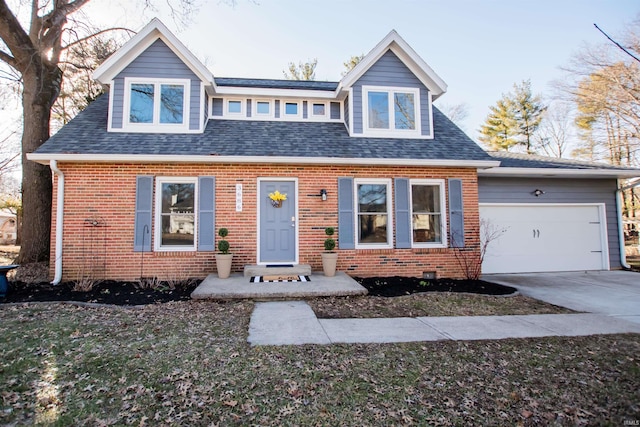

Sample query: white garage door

[480,204,609,274]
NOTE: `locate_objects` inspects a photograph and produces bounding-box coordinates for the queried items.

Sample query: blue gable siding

[330,102,340,120]
[212,98,223,116]
[352,50,431,137]
[110,39,202,130]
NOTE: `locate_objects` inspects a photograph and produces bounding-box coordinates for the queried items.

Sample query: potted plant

[215,228,233,279]
[321,227,338,277]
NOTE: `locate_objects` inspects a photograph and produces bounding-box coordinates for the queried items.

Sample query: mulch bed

[355,276,517,297]
[1,280,200,306]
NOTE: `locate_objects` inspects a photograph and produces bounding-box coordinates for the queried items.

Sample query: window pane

[285,102,298,115]
[358,184,387,213]
[160,84,184,124]
[359,214,388,243]
[130,83,154,123]
[312,103,325,115]
[368,91,389,129]
[228,100,242,113]
[413,214,441,243]
[394,92,416,130]
[161,183,195,247]
[256,101,270,114]
[411,185,440,213]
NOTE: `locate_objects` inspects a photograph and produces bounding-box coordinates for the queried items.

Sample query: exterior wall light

[533,189,545,197]
[320,189,327,201]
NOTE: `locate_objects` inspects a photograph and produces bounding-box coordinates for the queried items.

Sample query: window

[155,177,197,251]
[282,101,301,118]
[125,78,189,130]
[256,100,271,115]
[411,180,446,247]
[363,86,420,136]
[311,102,327,118]
[355,179,392,248]
[226,99,244,116]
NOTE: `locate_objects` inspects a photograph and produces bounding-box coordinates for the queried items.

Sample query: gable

[351,50,432,137]
[110,39,202,131]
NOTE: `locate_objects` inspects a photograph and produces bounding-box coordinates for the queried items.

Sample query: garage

[480,204,610,274]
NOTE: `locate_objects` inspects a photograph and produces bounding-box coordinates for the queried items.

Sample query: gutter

[616,177,640,269]
[50,160,64,285]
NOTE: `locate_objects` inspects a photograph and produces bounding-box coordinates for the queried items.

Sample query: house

[27,19,640,283]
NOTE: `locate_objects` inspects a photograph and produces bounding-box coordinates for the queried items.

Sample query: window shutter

[198,176,216,251]
[448,178,465,248]
[338,177,355,249]
[134,176,153,252]
[394,178,411,249]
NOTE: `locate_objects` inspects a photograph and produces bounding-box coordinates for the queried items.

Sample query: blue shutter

[338,177,355,249]
[198,176,216,251]
[394,178,411,249]
[134,176,153,252]
[448,179,465,248]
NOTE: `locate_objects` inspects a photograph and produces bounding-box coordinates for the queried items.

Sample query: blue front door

[259,180,296,264]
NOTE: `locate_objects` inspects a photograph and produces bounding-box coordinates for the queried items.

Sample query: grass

[1,302,639,425]
[309,293,574,318]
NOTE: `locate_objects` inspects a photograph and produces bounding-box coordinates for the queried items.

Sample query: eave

[478,167,640,179]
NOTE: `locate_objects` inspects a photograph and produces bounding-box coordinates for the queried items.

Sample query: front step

[244,264,312,278]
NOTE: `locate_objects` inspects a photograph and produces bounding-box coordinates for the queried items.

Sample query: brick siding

[50,163,480,281]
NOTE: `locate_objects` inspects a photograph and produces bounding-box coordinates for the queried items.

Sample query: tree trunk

[16,66,60,263]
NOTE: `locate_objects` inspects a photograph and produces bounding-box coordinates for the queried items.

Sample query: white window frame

[410,179,447,248]
[281,100,302,119]
[309,101,328,120]
[154,177,198,252]
[225,98,245,117]
[354,178,393,249]
[362,85,421,137]
[123,77,190,132]
[253,99,274,118]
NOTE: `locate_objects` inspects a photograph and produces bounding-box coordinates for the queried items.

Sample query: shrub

[324,227,336,252]
[218,228,230,254]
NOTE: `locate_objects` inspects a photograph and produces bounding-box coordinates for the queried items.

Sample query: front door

[259,180,297,264]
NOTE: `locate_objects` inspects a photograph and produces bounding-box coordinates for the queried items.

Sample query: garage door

[480,204,609,274]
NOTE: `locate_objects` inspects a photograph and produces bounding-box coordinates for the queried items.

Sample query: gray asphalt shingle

[488,151,638,171]
[34,95,494,162]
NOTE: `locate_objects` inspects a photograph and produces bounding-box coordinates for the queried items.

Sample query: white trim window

[355,178,393,249]
[309,101,328,119]
[281,100,302,119]
[225,98,245,116]
[254,99,273,118]
[155,177,197,251]
[362,85,420,137]
[124,77,190,131]
[410,179,447,248]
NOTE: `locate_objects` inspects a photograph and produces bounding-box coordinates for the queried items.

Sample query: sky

[0,0,637,151]
[79,0,638,138]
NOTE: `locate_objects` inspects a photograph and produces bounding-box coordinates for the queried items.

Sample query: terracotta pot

[321,252,338,277]
[215,253,233,279]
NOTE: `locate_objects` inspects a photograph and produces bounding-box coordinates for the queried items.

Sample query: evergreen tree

[479,98,518,151]
[511,80,546,153]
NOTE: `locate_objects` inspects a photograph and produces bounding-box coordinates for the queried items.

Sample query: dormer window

[226,99,245,116]
[282,101,302,119]
[124,78,190,131]
[362,86,420,137]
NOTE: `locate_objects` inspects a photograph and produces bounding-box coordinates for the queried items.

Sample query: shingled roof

[215,78,338,91]
[33,94,494,164]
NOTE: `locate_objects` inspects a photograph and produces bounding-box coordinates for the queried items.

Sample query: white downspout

[616,177,640,270]
[50,160,64,285]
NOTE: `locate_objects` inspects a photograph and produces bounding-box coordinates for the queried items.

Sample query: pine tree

[479,98,518,151]
[511,80,546,153]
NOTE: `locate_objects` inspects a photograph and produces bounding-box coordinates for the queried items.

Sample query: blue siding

[212,98,223,116]
[274,100,280,118]
[247,99,252,118]
[330,102,340,120]
[303,101,308,119]
[344,95,350,130]
[352,50,431,136]
[478,177,621,268]
[113,39,202,130]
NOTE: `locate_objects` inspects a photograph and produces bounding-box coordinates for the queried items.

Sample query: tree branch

[0,48,16,68]
[0,0,37,70]
[62,27,135,51]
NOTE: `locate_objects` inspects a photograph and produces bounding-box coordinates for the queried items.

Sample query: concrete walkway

[248,300,640,346]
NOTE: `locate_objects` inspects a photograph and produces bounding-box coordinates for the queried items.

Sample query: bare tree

[451,219,507,280]
[0,0,197,263]
[283,58,317,80]
[437,102,470,127]
[535,101,574,158]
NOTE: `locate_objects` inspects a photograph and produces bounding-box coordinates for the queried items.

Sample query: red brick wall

[50,163,480,281]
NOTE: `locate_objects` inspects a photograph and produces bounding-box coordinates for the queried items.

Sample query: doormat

[250,275,311,283]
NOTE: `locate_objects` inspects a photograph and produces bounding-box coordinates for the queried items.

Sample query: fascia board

[93,18,213,84]
[27,152,500,169]
[478,167,640,179]
[212,86,337,99]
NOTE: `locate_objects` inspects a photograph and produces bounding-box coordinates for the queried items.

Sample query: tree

[535,101,573,158]
[0,1,196,263]
[283,58,317,80]
[479,80,546,153]
[341,54,363,76]
[478,98,518,151]
[511,80,546,153]
[438,102,470,127]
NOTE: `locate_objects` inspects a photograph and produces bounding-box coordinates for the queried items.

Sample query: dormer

[93,18,214,134]
[337,30,447,139]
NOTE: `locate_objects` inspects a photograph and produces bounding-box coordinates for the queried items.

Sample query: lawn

[1,301,639,426]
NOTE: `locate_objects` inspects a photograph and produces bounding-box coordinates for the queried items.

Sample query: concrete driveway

[484,271,640,324]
